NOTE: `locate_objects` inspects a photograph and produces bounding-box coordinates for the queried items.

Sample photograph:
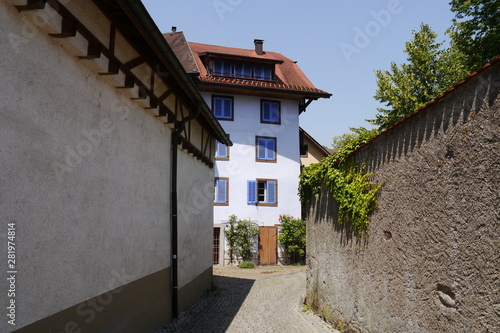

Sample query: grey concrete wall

[0,1,215,331]
[306,60,499,333]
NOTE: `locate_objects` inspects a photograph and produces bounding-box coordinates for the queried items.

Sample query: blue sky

[142,0,456,147]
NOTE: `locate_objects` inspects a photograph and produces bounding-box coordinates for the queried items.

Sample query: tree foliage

[278,215,306,264]
[448,0,500,71]
[369,23,468,130]
[225,215,259,263]
[331,127,379,149]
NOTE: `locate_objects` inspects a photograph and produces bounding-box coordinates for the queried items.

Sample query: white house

[0,0,230,332]
[165,33,330,265]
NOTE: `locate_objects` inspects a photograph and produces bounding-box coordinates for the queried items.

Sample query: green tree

[225,215,259,263]
[331,127,379,150]
[278,215,306,264]
[448,0,500,71]
[370,23,468,130]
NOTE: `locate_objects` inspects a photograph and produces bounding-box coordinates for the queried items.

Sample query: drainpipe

[171,106,201,318]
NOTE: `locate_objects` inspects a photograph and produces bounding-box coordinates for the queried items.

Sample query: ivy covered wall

[305,59,500,333]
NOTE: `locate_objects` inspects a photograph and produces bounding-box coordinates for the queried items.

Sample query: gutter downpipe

[171,106,201,318]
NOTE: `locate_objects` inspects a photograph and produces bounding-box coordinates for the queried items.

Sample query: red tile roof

[187,41,331,98]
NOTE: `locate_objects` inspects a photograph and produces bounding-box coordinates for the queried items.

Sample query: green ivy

[299,132,382,237]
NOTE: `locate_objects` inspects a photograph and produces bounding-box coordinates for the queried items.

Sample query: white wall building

[166,34,330,265]
[0,1,230,332]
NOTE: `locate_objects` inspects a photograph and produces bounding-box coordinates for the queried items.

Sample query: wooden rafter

[11,0,216,167]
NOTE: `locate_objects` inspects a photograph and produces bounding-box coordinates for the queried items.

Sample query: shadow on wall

[308,189,360,248]
[358,71,499,172]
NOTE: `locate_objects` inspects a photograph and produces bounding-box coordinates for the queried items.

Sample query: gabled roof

[163,32,200,75]
[300,127,331,156]
[163,32,331,100]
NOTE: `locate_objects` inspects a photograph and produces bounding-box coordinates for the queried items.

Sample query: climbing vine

[299,132,382,237]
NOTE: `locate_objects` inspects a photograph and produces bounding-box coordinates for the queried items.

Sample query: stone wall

[306,59,499,333]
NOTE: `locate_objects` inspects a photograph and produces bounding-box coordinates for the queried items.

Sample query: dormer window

[213,60,232,76]
[209,59,274,81]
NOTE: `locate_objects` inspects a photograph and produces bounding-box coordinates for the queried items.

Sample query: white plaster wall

[208,93,302,226]
[177,150,215,287]
[0,3,199,329]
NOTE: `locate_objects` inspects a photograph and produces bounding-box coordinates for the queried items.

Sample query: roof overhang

[196,79,332,101]
[92,0,232,146]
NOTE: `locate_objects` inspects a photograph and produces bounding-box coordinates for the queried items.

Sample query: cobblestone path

[155,266,339,333]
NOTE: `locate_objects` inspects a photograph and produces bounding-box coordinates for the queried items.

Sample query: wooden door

[259,226,278,265]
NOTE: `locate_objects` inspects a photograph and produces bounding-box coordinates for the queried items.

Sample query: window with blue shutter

[212,96,233,120]
[256,137,276,162]
[215,178,229,205]
[247,180,257,204]
[215,140,229,160]
[247,179,278,206]
[261,100,280,124]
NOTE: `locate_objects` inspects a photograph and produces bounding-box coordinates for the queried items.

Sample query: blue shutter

[266,138,276,160]
[223,98,232,118]
[247,180,257,204]
[215,179,227,203]
[216,141,228,158]
[262,102,271,122]
[267,181,277,204]
[213,97,222,118]
[257,138,266,160]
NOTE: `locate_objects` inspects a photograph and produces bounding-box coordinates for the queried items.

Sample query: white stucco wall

[208,93,302,226]
[0,2,214,330]
[177,150,215,286]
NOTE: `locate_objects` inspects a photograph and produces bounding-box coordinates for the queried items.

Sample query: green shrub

[237,261,255,269]
[225,215,259,264]
[278,214,306,264]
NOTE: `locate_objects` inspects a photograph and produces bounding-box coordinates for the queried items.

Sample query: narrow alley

[155,266,339,333]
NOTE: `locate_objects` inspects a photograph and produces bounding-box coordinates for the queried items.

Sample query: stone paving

[154,265,339,333]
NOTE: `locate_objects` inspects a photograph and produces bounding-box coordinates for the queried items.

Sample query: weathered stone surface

[306,59,499,333]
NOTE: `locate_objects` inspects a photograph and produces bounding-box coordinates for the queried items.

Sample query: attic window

[210,60,274,81]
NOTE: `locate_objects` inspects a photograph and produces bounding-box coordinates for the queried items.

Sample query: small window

[247,179,277,206]
[256,136,276,162]
[212,96,233,120]
[215,178,229,205]
[261,100,280,124]
[215,140,229,160]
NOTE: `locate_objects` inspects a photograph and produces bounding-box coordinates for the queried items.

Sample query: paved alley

[154,266,339,333]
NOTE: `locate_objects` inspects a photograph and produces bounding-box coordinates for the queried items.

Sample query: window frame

[247,179,278,206]
[261,100,281,124]
[255,136,277,163]
[212,95,234,121]
[214,177,229,206]
[215,140,230,160]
